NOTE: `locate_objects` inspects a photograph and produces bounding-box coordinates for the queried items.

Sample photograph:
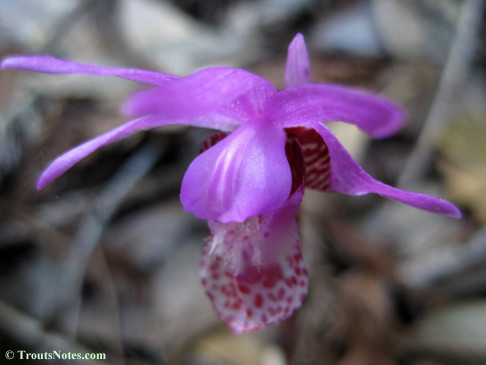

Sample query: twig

[99,249,126,363]
[40,0,94,55]
[0,299,110,365]
[397,0,483,188]
[62,137,164,344]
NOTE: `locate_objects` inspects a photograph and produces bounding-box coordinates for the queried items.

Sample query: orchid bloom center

[200,124,333,201]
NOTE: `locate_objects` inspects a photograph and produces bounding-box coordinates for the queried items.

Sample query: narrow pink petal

[267,84,405,139]
[181,120,292,223]
[37,113,237,189]
[311,122,462,218]
[285,33,312,88]
[123,67,276,124]
[201,187,307,333]
[1,55,178,86]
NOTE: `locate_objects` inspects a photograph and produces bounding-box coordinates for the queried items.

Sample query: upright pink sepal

[285,33,312,88]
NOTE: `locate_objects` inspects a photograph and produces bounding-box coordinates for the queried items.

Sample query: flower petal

[37,113,237,189]
[181,120,291,223]
[286,127,332,191]
[267,84,405,139]
[1,55,178,86]
[123,67,276,124]
[311,122,461,218]
[201,186,307,333]
[285,33,312,88]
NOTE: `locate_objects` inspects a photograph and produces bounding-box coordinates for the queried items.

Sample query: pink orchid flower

[1,34,460,333]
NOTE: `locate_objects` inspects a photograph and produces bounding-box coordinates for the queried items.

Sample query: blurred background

[0,0,485,364]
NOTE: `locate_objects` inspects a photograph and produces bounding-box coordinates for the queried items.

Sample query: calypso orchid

[1,34,461,333]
